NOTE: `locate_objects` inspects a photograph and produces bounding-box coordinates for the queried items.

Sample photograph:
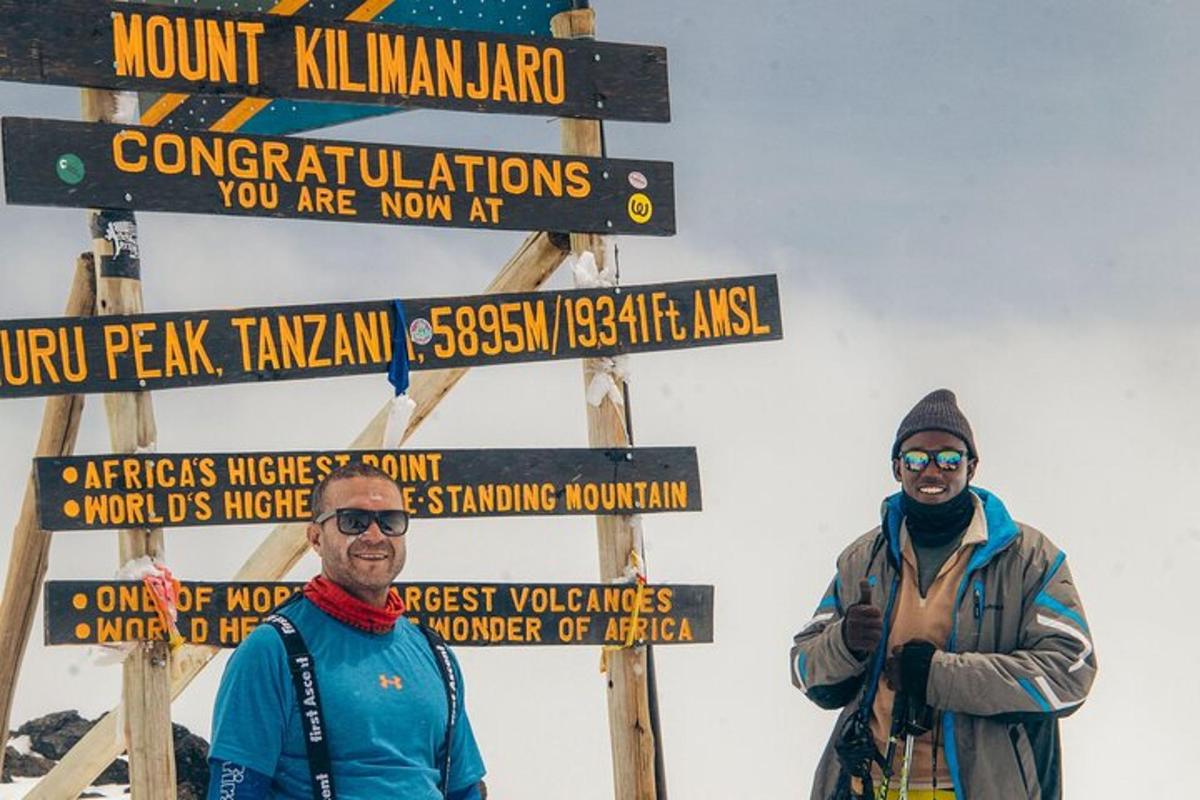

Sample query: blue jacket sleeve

[206,759,273,799]
[209,625,292,778]
[447,782,483,800]
[446,647,487,794]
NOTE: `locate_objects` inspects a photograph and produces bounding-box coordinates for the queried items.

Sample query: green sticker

[55,154,85,185]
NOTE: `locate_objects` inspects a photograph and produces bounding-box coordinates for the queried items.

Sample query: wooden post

[551,8,659,800]
[0,256,94,780]
[29,230,570,799]
[81,87,177,799]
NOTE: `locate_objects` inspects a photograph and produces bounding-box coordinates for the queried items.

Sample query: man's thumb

[858,578,872,606]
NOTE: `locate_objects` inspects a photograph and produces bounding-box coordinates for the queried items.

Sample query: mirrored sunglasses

[900,449,966,473]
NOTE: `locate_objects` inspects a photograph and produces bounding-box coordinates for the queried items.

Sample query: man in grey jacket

[791,390,1096,800]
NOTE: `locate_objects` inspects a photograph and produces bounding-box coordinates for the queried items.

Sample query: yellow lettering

[145,15,175,79]
[490,43,516,102]
[294,26,323,89]
[112,130,148,173]
[435,38,463,97]
[237,22,264,85]
[409,37,434,96]
[112,13,146,78]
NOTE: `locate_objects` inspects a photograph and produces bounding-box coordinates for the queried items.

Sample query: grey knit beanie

[891,389,977,458]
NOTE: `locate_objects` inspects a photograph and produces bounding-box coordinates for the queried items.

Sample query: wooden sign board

[0,0,669,123]
[1,118,675,235]
[0,275,781,398]
[135,0,580,135]
[34,446,701,530]
[45,581,715,647]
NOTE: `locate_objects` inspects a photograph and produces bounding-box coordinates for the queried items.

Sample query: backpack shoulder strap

[264,609,337,800]
[419,624,457,798]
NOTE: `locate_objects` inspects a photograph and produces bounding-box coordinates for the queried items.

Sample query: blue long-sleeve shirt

[207,597,485,799]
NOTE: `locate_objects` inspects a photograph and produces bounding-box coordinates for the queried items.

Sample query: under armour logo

[378,673,403,690]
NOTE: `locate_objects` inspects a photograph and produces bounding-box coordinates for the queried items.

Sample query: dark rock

[94,756,129,785]
[9,711,211,795]
[2,745,55,781]
[173,722,210,799]
[17,710,93,761]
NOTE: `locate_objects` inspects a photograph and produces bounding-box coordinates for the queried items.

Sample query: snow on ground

[3,738,30,757]
[0,778,128,798]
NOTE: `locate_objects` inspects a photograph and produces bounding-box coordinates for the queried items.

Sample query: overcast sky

[1,2,1198,797]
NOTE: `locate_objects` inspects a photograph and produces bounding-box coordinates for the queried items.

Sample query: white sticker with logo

[628,171,648,190]
[409,318,433,345]
[104,220,140,259]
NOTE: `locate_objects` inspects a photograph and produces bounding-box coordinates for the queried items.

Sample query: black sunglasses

[314,507,409,537]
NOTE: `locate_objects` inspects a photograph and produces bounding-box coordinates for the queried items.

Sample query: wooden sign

[0,275,781,399]
[134,0,581,136]
[1,117,675,235]
[0,0,669,123]
[45,581,715,647]
[34,446,702,530]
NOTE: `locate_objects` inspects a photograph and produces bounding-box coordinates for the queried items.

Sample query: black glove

[884,640,936,708]
[840,579,883,660]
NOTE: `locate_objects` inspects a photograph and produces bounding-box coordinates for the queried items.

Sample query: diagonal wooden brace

[0,256,95,782]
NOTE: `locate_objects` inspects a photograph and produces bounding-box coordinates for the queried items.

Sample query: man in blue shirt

[208,462,486,800]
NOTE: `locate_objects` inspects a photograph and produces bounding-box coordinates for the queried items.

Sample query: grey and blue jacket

[790,487,1097,799]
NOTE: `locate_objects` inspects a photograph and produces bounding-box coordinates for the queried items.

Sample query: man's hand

[841,579,883,659]
[884,640,937,703]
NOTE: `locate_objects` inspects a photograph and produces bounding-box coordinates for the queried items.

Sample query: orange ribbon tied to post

[142,565,185,651]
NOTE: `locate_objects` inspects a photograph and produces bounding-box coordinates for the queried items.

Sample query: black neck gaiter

[901,489,974,547]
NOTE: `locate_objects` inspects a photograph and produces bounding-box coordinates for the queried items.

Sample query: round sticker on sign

[627,193,653,224]
[627,171,648,190]
[56,154,85,185]
[409,318,433,346]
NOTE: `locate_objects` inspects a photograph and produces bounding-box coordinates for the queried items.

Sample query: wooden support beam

[28,230,570,798]
[81,87,176,799]
[551,8,660,800]
[0,255,94,781]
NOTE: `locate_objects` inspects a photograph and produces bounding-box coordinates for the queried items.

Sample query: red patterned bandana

[303,575,405,634]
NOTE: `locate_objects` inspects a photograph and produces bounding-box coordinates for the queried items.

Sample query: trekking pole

[896,730,915,800]
[879,689,908,798]
[896,691,932,800]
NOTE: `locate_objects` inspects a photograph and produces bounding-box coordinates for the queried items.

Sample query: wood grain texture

[0,256,93,783]
[45,580,716,647]
[85,86,177,800]
[0,274,780,398]
[1,117,676,235]
[36,446,702,530]
[553,8,660,800]
[0,0,670,123]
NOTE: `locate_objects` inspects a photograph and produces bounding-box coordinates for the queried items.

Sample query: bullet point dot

[72,593,88,610]
[63,500,80,518]
[74,623,91,640]
[62,466,78,484]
